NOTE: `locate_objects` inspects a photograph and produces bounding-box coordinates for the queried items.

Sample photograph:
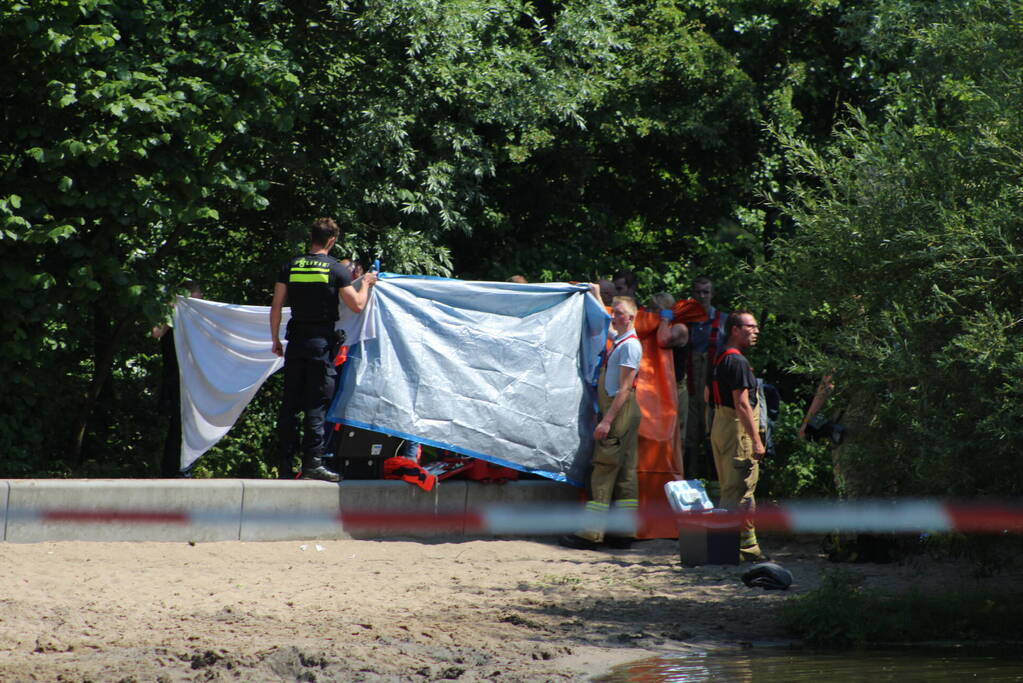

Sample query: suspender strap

[686,312,721,395]
[708,314,721,369]
[611,332,637,353]
[609,333,639,389]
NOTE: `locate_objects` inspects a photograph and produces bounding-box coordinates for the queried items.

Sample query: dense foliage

[2,0,1019,498]
[759,0,1023,497]
[1,0,303,470]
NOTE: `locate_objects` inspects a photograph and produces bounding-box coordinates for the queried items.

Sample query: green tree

[760,0,1023,496]
[449,0,761,287]
[0,0,302,469]
[254,0,628,277]
[188,0,637,475]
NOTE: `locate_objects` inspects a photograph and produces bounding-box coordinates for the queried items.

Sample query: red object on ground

[383,456,437,491]
[424,455,519,482]
[460,459,519,482]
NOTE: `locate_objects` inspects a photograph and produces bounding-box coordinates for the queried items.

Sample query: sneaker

[558,534,598,550]
[301,465,341,483]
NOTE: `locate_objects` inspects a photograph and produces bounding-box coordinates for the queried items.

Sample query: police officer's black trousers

[276,335,337,465]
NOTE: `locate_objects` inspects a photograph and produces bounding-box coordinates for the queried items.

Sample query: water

[596,648,1023,682]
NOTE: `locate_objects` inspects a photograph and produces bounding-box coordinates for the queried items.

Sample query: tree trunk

[69,313,133,466]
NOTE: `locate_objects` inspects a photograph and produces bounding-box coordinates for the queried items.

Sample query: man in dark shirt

[270,217,377,481]
[709,310,767,561]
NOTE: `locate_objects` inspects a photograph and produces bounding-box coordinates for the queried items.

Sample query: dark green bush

[784,568,1023,647]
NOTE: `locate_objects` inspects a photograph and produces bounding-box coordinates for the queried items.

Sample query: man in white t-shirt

[560,296,643,550]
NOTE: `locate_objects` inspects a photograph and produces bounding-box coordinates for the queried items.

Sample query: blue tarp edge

[334,416,583,488]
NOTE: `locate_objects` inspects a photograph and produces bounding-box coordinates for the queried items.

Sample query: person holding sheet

[270,217,377,481]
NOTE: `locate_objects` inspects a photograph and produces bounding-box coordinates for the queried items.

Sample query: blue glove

[659,308,674,322]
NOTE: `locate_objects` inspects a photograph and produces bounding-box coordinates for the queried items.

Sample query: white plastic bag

[664,479,714,513]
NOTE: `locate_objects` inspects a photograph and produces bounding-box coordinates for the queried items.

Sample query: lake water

[595,648,1023,682]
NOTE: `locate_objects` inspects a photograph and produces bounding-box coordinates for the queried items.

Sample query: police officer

[270,218,378,481]
[709,310,767,561]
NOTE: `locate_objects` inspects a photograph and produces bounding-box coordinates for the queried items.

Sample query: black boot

[558,534,598,550]
[604,535,634,550]
[301,455,340,482]
[277,457,296,480]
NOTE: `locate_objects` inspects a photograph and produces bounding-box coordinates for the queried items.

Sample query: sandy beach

[0,533,1009,682]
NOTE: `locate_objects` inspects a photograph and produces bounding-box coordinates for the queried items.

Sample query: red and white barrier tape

[10,500,1023,535]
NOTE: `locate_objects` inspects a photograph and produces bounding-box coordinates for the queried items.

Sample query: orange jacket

[605,299,707,537]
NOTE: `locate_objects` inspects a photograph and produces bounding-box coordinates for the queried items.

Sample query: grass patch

[783,569,1023,647]
[540,574,583,586]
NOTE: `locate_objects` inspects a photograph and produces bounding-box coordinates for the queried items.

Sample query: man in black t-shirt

[270,218,377,481]
[709,310,767,562]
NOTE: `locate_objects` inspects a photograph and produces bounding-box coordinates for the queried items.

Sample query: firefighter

[685,276,729,479]
[709,310,768,562]
[560,296,643,550]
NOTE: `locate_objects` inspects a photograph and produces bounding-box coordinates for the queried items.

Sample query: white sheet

[173,296,287,471]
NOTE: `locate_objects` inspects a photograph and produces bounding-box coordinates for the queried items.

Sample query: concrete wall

[239,479,343,542]
[0,478,581,543]
[0,479,8,542]
[465,479,583,537]
[5,479,244,543]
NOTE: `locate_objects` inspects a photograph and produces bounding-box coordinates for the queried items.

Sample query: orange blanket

[633,299,707,537]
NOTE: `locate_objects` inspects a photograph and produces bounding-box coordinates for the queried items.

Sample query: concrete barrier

[338,479,468,538]
[465,480,581,537]
[0,479,9,541]
[0,479,583,542]
[239,479,344,541]
[5,479,243,543]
